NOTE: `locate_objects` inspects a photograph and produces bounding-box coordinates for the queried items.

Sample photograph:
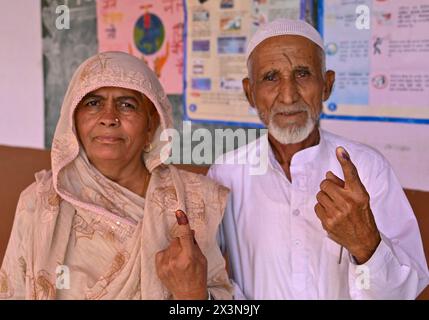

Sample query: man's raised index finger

[335,146,362,188]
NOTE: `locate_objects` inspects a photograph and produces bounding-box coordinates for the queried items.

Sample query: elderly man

[208,19,429,299]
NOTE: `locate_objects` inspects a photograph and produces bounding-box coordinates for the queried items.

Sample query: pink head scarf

[51,51,175,221]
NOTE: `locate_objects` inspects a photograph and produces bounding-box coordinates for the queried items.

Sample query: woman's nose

[100,116,119,127]
[99,105,120,127]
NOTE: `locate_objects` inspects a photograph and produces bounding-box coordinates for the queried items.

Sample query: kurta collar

[267,128,327,171]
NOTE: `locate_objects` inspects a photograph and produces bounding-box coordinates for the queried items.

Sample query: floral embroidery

[86,251,130,300]
[72,213,98,242]
[151,185,178,212]
[73,210,130,244]
[18,256,27,278]
[0,269,14,298]
[33,270,55,300]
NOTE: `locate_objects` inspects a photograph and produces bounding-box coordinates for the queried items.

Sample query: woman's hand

[155,210,208,300]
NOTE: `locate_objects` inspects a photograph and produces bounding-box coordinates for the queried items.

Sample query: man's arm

[347,162,429,299]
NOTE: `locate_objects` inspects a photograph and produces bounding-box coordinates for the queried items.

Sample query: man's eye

[296,70,310,78]
[263,72,277,81]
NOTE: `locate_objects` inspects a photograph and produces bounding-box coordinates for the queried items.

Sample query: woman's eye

[86,100,100,107]
[119,102,136,110]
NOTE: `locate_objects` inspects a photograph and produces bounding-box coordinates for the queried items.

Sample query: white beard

[258,105,317,145]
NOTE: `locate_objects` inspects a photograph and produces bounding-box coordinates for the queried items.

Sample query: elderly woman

[0,52,232,300]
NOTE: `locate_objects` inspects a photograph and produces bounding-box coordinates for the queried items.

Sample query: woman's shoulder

[19,168,50,195]
[17,169,55,209]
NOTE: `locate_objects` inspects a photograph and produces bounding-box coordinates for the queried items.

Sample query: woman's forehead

[86,86,144,99]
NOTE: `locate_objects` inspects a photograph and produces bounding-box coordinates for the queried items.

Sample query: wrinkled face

[243,35,335,144]
[75,87,159,168]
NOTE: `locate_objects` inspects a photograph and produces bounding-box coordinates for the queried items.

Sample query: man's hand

[155,210,208,299]
[314,147,381,264]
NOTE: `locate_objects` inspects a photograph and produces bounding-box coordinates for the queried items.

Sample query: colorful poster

[96,0,184,94]
[370,0,429,112]
[184,0,303,125]
[322,0,371,107]
[322,0,429,123]
[321,0,429,191]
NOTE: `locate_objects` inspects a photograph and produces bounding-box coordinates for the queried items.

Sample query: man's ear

[242,77,255,108]
[322,70,335,101]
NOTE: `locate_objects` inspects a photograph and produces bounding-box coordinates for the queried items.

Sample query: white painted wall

[0,0,44,149]
[321,119,429,191]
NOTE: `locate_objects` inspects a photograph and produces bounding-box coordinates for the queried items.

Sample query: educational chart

[96,0,184,94]
[321,0,429,191]
[322,0,429,123]
[184,0,303,125]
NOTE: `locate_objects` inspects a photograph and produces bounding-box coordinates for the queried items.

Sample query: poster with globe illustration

[96,0,184,94]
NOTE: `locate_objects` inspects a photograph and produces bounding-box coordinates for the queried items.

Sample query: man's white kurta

[208,129,429,299]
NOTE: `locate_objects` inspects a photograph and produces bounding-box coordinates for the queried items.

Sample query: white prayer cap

[245,18,324,62]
